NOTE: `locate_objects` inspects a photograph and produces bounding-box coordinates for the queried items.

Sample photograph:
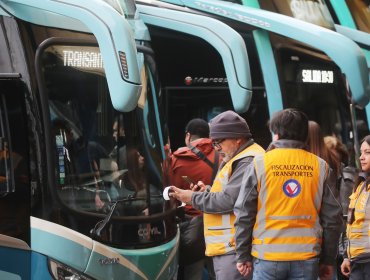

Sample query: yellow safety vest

[203,143,265,256]
[252,148,327,261]
[347,181,370,259]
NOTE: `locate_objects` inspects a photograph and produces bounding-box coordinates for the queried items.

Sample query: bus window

[148,26,233,150]
[36,37,172,248]
[277,47,368,157]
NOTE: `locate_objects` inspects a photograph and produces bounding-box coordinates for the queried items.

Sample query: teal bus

[138,0,370,161]
[227,0,370,156]
[0,0,254,279]
[0,0,176,279]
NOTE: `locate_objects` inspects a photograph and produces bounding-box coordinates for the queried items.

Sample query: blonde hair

[324,136,349,166]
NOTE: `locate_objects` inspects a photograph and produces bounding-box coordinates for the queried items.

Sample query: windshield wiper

[90,195,148,238]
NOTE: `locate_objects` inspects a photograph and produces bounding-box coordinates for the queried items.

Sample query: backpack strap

[188,144,219,181]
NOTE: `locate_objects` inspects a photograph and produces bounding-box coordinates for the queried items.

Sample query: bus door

[0,76,31,280]
[137,3,253,149]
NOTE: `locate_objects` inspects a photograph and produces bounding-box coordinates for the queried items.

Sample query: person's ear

[273,134,279,141]
[185,132,191,145]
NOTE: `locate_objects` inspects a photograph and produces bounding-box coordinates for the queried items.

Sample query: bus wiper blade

[90,195,147,238]
[90,200,118,239]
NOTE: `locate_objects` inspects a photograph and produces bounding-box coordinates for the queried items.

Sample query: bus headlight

[48,259,95,280]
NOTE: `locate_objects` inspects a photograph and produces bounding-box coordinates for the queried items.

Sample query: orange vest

[252,148,328,261]
[203,143,265,256]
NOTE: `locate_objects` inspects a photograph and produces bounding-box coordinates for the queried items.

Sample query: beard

[221,145,239,163]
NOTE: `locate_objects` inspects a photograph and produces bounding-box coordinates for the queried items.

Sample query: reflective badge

[283,179,301,198]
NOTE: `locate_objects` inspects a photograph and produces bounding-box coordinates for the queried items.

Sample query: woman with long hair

[341,135,370,279]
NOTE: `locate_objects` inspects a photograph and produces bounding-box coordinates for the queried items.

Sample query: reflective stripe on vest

[252,148,327,261]
[204,143,265,256]
[347,181,370,259]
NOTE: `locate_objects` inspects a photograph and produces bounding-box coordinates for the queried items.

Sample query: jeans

[253,258,319,280]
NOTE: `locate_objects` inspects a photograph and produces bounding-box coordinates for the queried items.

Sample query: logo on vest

[283,179,301,198]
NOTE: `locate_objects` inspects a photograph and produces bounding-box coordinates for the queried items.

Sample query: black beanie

[209,110,252,140]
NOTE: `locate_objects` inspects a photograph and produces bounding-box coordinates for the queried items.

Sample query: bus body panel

[328,0,357,28]
[0,238,30,279]
[31,217,179,279]
[1,249,55,280]
[0,6,10,16]
[138,4,253,113]
[1,0,142,112]
[251,29,283,113]
[31,217,93,273]
[31,252,53,280]
[86,231,179,280]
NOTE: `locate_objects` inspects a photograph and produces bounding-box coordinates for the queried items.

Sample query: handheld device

[181,175,194,185]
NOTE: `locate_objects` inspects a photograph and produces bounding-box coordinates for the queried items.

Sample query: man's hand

[319,264,334,280]
[169,186,193,204]
[190,181,207,192]
[236,261,253,278]
[340,258,351,278]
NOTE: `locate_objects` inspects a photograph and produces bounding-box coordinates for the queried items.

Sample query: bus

[137,0,370,161]
[239,0,370,136]
[0,0,254,279]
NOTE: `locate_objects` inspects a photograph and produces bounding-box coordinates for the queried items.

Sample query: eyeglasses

[212,139,225,149]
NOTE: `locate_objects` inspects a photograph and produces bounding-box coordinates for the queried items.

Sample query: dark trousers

[350,261,370,280]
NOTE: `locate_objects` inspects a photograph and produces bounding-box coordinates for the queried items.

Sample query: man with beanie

[234,108,342,280]
[169,118,220,280]
[170,110,265,280]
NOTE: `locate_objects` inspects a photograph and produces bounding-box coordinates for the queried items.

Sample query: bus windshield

[39,40,174,248]
[345,0,370,33]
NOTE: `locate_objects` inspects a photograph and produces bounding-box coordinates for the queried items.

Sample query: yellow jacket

[347,180,370,259]
[204,143,264,256]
